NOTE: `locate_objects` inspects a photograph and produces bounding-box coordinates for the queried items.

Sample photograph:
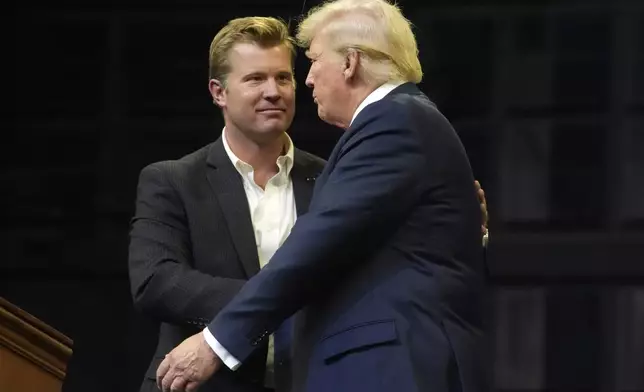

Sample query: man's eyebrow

[241,71,265,78]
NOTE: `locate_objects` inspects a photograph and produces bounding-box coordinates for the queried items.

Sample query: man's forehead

[230,41,289,56]
[228,43,291,62]
[228,56,293,76]
[306,35,326,55]
[231,64,294,76]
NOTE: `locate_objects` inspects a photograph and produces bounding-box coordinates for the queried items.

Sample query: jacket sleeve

[128,163,246,328]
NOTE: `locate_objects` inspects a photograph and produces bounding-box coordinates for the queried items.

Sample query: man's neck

[225,126,286,173]
[342,83,380,129]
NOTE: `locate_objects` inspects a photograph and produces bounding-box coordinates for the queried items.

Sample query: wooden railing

[0,297,73,392]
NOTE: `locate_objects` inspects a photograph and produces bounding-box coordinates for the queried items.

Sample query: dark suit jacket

[208,83,490,392]
[128,136,325,392]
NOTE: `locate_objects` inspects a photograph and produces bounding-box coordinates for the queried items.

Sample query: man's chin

[317,107,327,121]
[252,125,289,141]
[317,109,346,129]
[317,108,333,126]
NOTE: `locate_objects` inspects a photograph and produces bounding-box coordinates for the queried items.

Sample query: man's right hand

[157,332,222,392]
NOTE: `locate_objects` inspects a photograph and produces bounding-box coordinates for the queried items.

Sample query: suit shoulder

[138,144,212,178]
[385,90,439,118]
[295,148,327,170]
[359,91,451,133]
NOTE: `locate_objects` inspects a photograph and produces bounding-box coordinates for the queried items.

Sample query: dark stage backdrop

[6,1,644,391]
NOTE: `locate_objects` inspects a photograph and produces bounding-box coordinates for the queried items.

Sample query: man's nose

[305,71,314,88]
[263,79,280,100]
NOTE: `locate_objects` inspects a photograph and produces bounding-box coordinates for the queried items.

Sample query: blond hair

[209,16,296,85]
[296,0,422,85]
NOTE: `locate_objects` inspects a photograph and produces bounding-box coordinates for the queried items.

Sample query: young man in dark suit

[128,17,325,392]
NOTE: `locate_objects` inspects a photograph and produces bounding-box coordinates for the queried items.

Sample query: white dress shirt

[203,128,297,385]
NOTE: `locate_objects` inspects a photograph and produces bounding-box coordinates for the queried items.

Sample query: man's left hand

[156,332,221,392]
[474,180,489,235]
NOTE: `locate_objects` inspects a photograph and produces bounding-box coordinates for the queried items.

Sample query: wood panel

[0,297,73,392]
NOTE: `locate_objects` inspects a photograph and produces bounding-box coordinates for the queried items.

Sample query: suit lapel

[206,138,260,277]
[291,149,321,215]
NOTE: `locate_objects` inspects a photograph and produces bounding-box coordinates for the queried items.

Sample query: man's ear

[343,49,360,81]
[209,79,226,108]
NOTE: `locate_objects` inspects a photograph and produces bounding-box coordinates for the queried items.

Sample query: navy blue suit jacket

[209,83,489,392]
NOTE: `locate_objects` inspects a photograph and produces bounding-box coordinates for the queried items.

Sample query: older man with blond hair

[157,1,490,391]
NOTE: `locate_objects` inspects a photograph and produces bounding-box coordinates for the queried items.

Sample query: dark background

[5,0,644,391]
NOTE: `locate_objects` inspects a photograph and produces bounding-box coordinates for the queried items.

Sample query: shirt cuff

[202,327,241,371]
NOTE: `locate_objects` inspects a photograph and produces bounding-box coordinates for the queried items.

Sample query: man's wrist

[202,327,242,371]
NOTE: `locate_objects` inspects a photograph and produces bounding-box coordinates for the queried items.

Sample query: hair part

[296,0,423,85]
[209,16,296,86]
